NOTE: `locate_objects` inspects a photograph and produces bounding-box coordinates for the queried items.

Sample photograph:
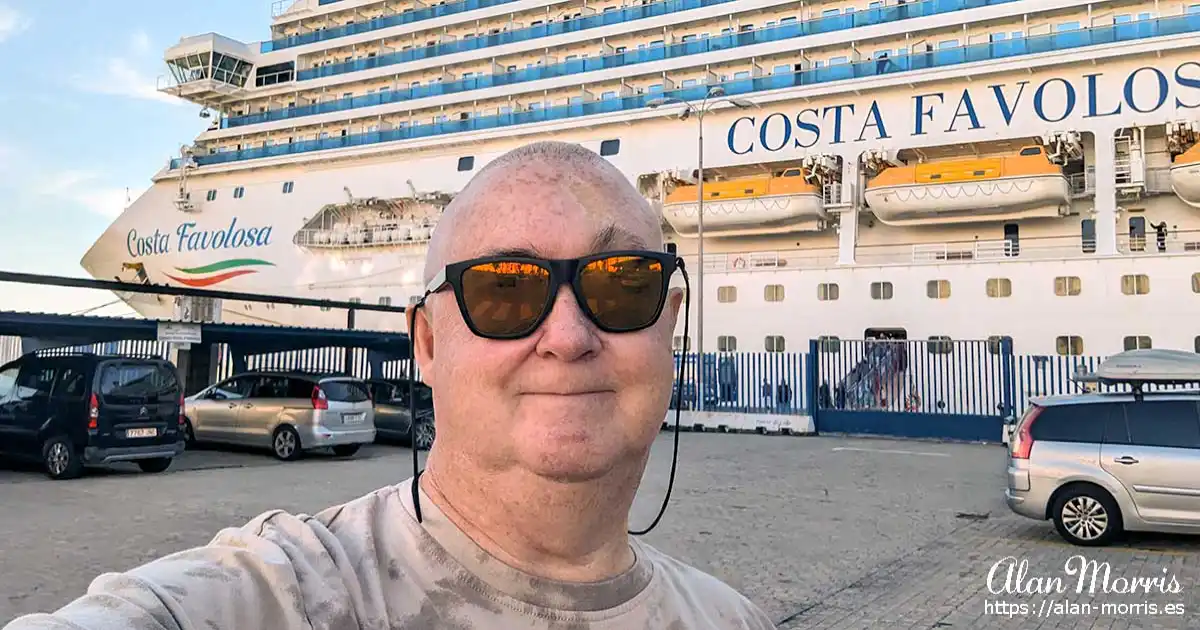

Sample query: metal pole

[695,106,705,412]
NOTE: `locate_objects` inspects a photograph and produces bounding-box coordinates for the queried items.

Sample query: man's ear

[666,287,684,327]
[407,305,436,388]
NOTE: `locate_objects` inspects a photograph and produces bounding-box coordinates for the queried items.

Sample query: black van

[0,353,186,479]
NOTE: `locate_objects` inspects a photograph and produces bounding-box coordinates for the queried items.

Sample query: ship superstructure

[82,0,1200,357]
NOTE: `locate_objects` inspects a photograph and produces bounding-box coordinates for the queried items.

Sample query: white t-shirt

[5,477,776,629]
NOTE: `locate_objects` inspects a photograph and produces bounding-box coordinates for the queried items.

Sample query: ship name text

[126,218,274,258]
[728,62,1200,154]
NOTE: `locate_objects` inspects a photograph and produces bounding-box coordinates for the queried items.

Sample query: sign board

[157,322,202,347]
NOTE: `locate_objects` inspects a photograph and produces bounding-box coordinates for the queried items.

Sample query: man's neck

[419,456,642,583]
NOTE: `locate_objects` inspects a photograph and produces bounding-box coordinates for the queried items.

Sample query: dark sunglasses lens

[460,261,552,336]
[579,255,667,331]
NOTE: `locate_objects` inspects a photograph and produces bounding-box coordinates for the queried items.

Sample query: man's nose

[534,285,601,360]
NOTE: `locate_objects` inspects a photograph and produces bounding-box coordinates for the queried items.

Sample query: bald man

[4,142,775,630]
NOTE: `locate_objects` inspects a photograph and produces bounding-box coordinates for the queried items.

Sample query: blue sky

[0,0,272,315]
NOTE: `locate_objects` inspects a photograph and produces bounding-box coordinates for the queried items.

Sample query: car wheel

[182,418,196,448]
[272,426,302,461]
[137,458,173,474]
[1052,485,1123,547]
[332,444,361,457]
[412,419,435,451]
[42,436,83,480]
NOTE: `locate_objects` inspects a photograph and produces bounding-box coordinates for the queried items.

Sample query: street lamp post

[648,87,753,412]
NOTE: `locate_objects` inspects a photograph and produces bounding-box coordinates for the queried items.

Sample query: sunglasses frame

[418,249,682,340]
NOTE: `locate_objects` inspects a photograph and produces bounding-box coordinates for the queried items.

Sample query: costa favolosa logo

[164,258,275,288]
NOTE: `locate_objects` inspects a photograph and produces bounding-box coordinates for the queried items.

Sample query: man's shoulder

[636,541,776,628]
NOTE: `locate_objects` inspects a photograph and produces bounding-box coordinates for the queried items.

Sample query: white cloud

[75,57,183,106]
[0,5,32,43]
[130,30,152,56]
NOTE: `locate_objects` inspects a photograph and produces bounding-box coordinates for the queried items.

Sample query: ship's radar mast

[174,145,198,213]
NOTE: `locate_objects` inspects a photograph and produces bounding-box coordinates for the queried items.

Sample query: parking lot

[2,433,1198,629]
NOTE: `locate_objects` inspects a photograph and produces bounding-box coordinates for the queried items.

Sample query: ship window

[1196,336,1200,353]
[926,280,950,299]
[1054,276,1081,296]
[281,181,294,194]
[206,190,217,201]
[1056,335,1084,356]
[987,335,1013,355]
[927,336,954,355]
[1020,147,1042,156]
[782,169,801,177]
[764,285,785,302]
[765,336,786,352]
[600,139,620,156]
[1081,219,1097,253]
[673,336,691,352]
[348,298,362,304]
[1121,274,1150,295]
[817,283,839,301]
[378,297,392,306]
[870,282,893,300]
[986,278,1012,298]
[233,187,245,199]
[717,336,737,352]
[717,286,737,303]
[818,336,840,353]
[457,156,474,172]
[1193,273,1200,293]
[1123,335,1152,351]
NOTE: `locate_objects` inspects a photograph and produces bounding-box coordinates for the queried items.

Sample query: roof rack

[1074,349,1200,400]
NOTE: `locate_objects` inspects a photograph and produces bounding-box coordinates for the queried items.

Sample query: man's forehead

[448,165,660,257]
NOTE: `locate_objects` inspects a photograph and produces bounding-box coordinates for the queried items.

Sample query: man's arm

[4,509,366,630]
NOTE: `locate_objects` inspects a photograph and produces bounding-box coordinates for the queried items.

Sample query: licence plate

[126,428,157,438]
[343,413,365,425]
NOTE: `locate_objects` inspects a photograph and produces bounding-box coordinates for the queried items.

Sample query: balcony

[263,0,523,53]
[172,13,1200,169]
[229,0,1019,129]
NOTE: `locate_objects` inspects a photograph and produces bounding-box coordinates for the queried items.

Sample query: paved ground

[1,433,1197,628]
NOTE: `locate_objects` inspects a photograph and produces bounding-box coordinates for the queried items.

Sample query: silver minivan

[1005,390,1200,546]
[185,371,376,460]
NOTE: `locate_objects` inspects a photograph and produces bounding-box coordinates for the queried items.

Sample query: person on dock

[4,141,775,630]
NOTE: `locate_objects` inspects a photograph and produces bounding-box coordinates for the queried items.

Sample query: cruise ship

[80,0,1200,359]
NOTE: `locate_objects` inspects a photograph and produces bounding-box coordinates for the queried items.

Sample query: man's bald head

[423,141,663,284]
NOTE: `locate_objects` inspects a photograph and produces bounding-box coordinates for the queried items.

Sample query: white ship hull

[82,33,1200,358]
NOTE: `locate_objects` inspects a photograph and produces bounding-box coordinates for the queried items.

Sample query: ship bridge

[160,34,257,108]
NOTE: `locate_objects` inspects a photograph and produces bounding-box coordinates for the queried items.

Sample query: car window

[99,363,178,403]
[372,383,401,404]
[285,377,315,399]
[0,366,18,399]
[248,376,290,399]
[1029,403,1106,443]
[14,364,56,401]
[320,380,370,403]
[210,376,252,400]
[53,367,88,399]
[1124,400,1200,449]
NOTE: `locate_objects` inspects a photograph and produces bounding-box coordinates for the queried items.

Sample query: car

[366,378,435,450]
[1005,349,1200,546]
[184,371,376,460]
[0,353,186,480]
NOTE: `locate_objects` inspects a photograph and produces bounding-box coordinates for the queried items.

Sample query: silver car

[1005,391,1200,546]
[185,371,376,460]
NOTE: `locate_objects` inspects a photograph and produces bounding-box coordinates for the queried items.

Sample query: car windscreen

[320,379,370,403]
[99,363,179,403]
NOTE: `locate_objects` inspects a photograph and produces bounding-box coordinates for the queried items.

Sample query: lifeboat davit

[661,167,828,237]
[1170,144,1200,208]
[863,145,1071,226]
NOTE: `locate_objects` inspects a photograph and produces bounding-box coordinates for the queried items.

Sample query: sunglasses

[416,250,683,339]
